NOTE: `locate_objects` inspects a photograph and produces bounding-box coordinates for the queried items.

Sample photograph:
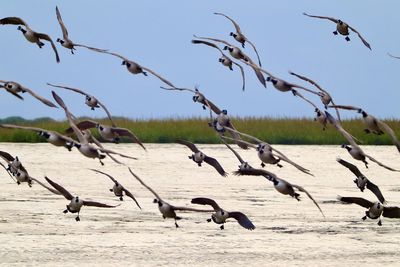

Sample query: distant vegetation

[0,116,399,145]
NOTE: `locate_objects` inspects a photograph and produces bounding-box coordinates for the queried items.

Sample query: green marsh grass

[0,116,399,145]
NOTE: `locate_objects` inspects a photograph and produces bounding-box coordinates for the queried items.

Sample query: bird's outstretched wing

[45,176,74,200]
[347,24,372,50]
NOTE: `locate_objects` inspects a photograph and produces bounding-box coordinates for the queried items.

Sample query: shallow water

[0,143,399,266]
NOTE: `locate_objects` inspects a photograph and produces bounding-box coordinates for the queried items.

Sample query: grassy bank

[0,116,399,145]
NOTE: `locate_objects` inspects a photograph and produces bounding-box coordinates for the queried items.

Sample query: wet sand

[0,143,399,266]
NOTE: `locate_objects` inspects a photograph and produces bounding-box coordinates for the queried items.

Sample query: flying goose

[191,197,255,230]
[45,176,119,221]
[220,137,254,172]
[90,169,141,209]
[289,71,341,120]
[128,168,213,228]
[234,167,325,217]
[325,111,399,171]
[191,39,246,91]
[0,80,57,107]
[47,83,115,125]
[303,13,371,50]
[337,158,385,203]
[223,126,313,176]
[94,50,175,87]
[52,91,137,165]
[0,124,75,151]
[193,35,266,87]
[0,151,24,176]
[388,53,400,59]
[55,6,107,54]
[0,16,60,62]
[214,12,262,67]
[65,119,146,150]
[338,196,400,226]
[176,139,227,177]
[329,105,400,153]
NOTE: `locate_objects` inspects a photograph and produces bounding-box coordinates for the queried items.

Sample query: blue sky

[1,0,399,120]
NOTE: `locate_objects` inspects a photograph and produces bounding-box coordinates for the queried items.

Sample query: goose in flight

[128,168,213,228]
[325,111,399,171]
[47,83,115,125]
[223,126,313,176]
[337,158,385,203]
[234,167,325,217]
[94,50,175,87]
[90,169,141,209]
[55,6,107,54]
[0,16,60,62]
[191,39,245,91]
[45,176,119,221]
[52,91,137,165]
[0,80,56,107]
[176,139,227,177]
[338,196,400,226]
[303,13,371,50]
[65,119,146,150]
[214,12,262,67]
[193,35,266,88]
[329,105,400,153]
[191,197,255,230]
[0,124,75,151]
[0,151,25,176]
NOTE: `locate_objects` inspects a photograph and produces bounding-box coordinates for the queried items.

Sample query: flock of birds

[1,7,400,230]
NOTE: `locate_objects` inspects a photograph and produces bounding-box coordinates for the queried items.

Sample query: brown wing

[141,67,175,87]
[95,50,128,61]
[0,17,28,26]
[226,121,248,149]
[65,120,97,134]
[232,61,246,91]
[245,39,262,67]
[128,167,162,201]
[0,151,15,162]
[2,86,24,100]
[35,33,60,63]
[228,211,255,230]
[31,177,61,195]
[382,206,400,218]
[337,196,373,208]
[214,12,242,34]
[220,137,245,164]
[366,181,385,204]
[376,120,400,153]
[122,188,142,210]
[96,100,115,126]
[19,85,57,107]
[55,6,68,39]
[97,147,138,160]
[302,13,339,23]
[44,176,73,200]
[336,158,364,178]
[192,35,232,46]
[72,44,108,52]
[202,95,222,114]
[0,162,15,182]
[176,139,199,153]
[203,156,227,177]
[111,127,146,150]
[364,154,400,172]
[191,197,221,211]
[347,24,371,50]
[292,184,325,217]
[82,200,119,208]
[90,168,117,183]
[191,39,224,55]
[47,83,89,96]
[328,104,361,111]
[388,53,400,59]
